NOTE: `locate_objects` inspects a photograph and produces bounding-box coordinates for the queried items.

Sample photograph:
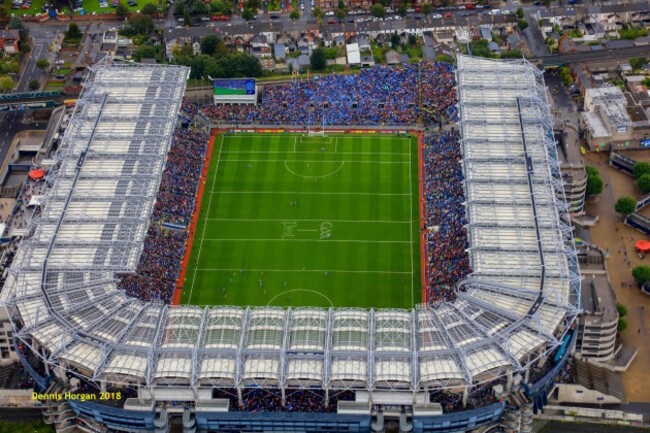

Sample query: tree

[128,13,155,35]
[408,33,417,46]
[559,66,573,87]
[201,35,226,56]
[310,47,327,70]
[585,165,603,197]
[639,174,650,194]
[36,59,49,71]
[9,17,28,42]
[242,8,254,20]
[633,161,650,179]
[617,303,628,318]
[64,22,82,42]
[28,80,40,91]
[0,75,14,93]
[615,195,637,216]
[311,6,324,23]
[116,0,129,17]
[142,2,158,15]
[630,57,647,70]
[336,8,345,20]
[0,2,9,20]
[338,0,345,9]
[135,45,158,61]
[516,7,524,19]
[390,32,400,48]
[370,3,385,18]
[244,0,260,9]
[618,318,628,332]
[184,8,193,25]
[397,2,407,17]
[633,265,650,286]
[290,10,299,20]
[421,3,431,15]
[518,19,529,30]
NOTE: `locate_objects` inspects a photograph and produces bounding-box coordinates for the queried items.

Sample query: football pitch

[181,133,421,309]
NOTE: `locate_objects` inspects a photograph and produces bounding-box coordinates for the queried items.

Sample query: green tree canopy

[618,318,628,332]
[639,174,650,194]
[290,10,300,20]
[633,265,650,286]
[0,75,14,93]
[35,59,49,70]
[310,47,327,70]
[242,8,254,20]
[184,8,193,25]
[311,6,324,22]
[64,22,82,42]
[617,303,628,318]
[127,13,155,35]
[141,2,158,15]
[421,3,432,15]
[518,19,529,30]
[370,4,385,18]
[116,0,129,17]
[200,35,227,56]
[615,195,637,216]
[336,8,345,20]
[585,165,603,197]
[516,7,524,19]
[397,3,407,17]
[28,80,40,91]
[390,32,400,48]
[633,161,650,179]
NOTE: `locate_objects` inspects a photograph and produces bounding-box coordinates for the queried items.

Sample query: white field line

[187,134,224,304]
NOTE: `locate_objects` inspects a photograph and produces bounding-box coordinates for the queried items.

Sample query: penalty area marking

[267,289,334,308]
[284,160,345,179]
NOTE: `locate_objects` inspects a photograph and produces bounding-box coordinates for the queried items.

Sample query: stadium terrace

[0,56,581,432]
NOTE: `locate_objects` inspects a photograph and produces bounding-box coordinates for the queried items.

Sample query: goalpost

[306,110,327,138]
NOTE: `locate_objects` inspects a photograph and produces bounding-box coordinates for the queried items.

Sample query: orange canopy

[28,169,45,180]
[636,239,650,252]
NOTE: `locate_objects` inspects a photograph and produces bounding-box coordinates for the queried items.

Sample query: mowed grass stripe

[181,133,419,309]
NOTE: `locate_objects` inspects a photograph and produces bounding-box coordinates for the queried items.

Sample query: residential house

[488,41,500,54]
[192,37,201,56]
[0,29,20,55]
[357,33,371,51]
[539,19,554,37]
[287,54,311,72]
[479,26,492,41]
[385,49,401,65]
[434,30,454,45]
[619,63,633,75]
[360,52,374,67]
[572,66,597,97]
[334,35,345,47]
[506,32,522,52]
[634,36,650,46]
[422,45,436,60]
[588,21,605,39]
[274,43,286,62]
[346,42,361,66]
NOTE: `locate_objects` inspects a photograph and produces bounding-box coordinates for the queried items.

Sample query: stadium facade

[0,55,581,433]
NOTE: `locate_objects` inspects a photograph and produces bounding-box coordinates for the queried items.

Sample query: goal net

[307,130,326,138]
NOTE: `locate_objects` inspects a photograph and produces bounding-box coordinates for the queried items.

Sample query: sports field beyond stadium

[181,133,421,309]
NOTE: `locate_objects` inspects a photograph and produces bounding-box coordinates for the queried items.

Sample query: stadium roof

[3,57,580,394]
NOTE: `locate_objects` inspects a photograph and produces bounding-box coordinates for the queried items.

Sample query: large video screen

[213,78,256,96]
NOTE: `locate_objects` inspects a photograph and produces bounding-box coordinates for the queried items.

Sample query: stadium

[0,55,581,433]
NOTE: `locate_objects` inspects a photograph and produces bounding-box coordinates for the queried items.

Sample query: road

[0,112,48,170]
[17,25,64,92]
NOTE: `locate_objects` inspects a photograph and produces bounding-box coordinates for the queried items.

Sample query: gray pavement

[0,112,47,171]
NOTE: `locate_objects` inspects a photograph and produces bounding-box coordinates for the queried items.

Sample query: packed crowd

[202,62,456,126]
[430,387,497,413]
[153,128,209,226]
[212,389,355,413]
[423,132,471,303]
[119,226,186,303]
[119,125,207,303]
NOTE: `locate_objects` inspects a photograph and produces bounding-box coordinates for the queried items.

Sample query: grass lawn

[44,81,65,90]
[10,0,45,16]
[75,0,157,15]
[181,133,420,309]
[0,421,54,433]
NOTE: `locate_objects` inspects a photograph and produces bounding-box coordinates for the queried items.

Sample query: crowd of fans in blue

[423,131,471,303]
[201,62,457,126]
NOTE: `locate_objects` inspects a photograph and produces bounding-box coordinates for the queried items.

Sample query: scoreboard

[213,78,257,104]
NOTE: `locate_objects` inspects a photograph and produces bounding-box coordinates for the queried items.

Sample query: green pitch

[181,133,421,309]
